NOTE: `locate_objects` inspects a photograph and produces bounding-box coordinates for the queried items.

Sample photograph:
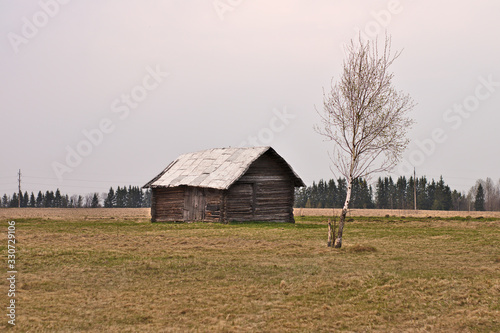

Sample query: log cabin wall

[226,151,295,222]
[151,186,185,221]
[225,182,255,221]
[153,186,224,222]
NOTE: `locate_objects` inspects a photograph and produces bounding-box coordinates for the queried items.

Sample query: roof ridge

[180,145,271,154]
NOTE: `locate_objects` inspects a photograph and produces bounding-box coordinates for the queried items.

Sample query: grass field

[295,208,500,219]
[2,207,500,221]
[1,209,499,332]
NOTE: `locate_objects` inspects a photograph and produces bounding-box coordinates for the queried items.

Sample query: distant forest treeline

[295,176,500,211]
[2,177,499,211]
[0,186,151,208]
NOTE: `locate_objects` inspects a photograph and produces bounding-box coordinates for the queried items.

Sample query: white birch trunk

[334,175,352,248]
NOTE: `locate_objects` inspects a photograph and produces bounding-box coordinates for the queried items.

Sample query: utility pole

[18,169,21,208]
[413,167,417,211]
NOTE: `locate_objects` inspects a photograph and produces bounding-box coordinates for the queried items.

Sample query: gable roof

[143,146,304,190]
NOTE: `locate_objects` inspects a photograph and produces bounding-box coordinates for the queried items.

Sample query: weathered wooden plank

[151,187,186,221]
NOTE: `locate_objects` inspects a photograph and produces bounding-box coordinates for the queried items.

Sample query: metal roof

[143,146,304,190]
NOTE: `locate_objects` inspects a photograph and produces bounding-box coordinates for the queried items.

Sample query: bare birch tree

[315,36,415,248]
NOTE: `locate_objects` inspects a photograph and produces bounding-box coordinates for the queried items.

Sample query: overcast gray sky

[1,0,499,197]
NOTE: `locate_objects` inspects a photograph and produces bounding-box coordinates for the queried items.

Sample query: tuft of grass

[348,244,378,253]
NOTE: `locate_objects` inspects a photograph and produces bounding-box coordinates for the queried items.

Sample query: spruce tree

[386,177,395,209]
[442,184,452,210]
[326,179,337,208]
[91,193,100,208]
[474,184,485,211]
[396,176,407,209]
[36,191,43,207]
[375,177,387,209]
[54,189,62,208]
[115,186,127,207]
[426,180,436,210]
[22,191,29,207]
[417,176,428,210]
[29,192,36,207]
[104,187,116,208]
[2,194,9,207]
[336,178,347,208]
[10,193,19,207]
[407,176,415,210]
[44,191,53,207]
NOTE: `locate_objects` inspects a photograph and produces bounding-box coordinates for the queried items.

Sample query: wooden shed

[143,146,305,223]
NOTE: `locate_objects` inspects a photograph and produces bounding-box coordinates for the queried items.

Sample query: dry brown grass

[2,207,500,221]
[0,210,499,332]
[294,207,500,218]
[0,208,151,221]
[348,244,378,253]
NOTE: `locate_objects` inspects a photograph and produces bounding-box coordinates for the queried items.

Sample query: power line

[23,175,146,184]
[22,182,142,190]
[24,181,143,186]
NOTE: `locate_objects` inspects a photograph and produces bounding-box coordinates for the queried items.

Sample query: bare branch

[317,35,415,182]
